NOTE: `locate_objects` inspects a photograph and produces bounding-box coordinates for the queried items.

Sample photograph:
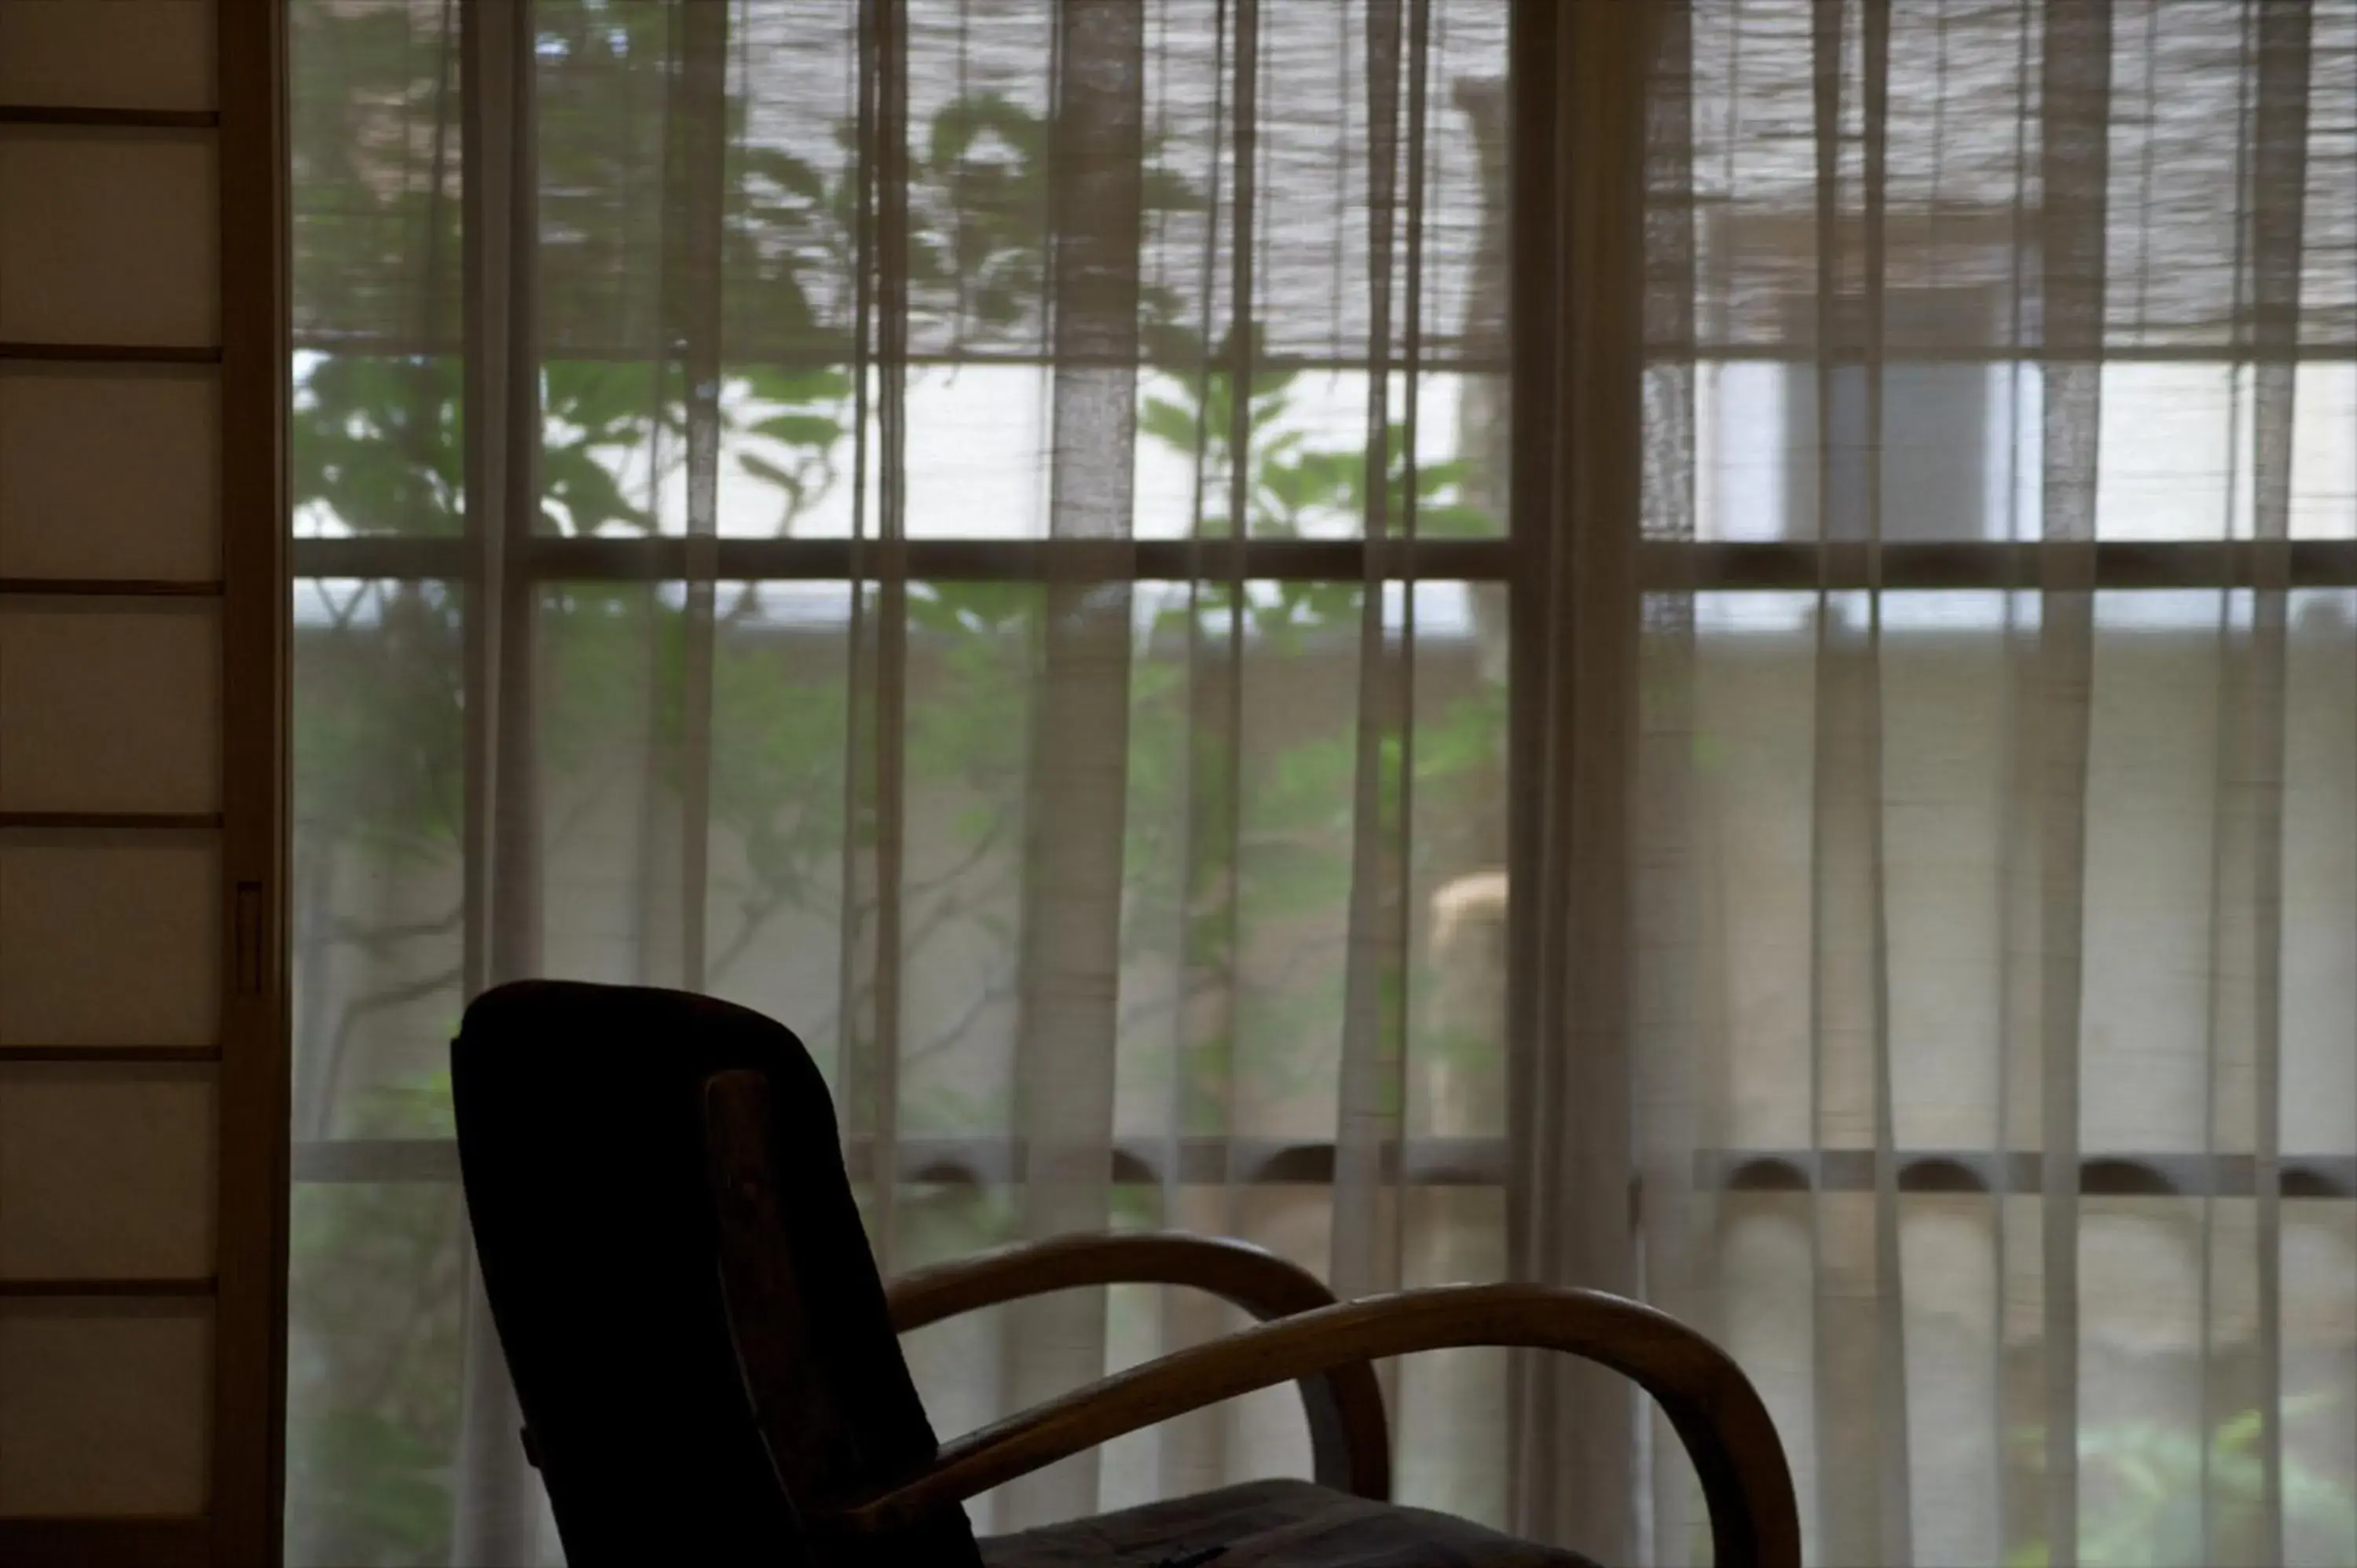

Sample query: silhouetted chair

[452,980,1798,1567]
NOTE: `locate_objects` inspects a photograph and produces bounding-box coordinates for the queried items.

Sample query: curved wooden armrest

[839,1283,1801,1568]
[888,1232,1391,1499]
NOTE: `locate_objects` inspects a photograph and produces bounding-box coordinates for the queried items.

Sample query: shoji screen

[0,5,286,1566]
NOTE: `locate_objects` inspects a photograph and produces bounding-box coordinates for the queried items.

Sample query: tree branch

[327,903,465,951]
[303,963,466,1144]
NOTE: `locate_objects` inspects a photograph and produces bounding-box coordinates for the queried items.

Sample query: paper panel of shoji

[0,129,218,346]
[0,367,221,581]
[0,1064,216,1280]
[0,837,218,1047]
[0,603,221,815]
[0,1301,212,1515]
[0,2,217,112]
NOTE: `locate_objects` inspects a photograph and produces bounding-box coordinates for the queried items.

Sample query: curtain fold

[1626,2,2357,1564]
[450,2,541,1559]
[1505,1,1650,1555]
[995,0,1146,1527]
[286,2,2357,1565]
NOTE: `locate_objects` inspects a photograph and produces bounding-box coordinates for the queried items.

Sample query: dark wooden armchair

[453,980,1798,1567]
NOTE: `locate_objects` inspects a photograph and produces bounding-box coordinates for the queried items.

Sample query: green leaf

[1140,167,1207,214]
[1138,395,1203,456]
[1409,504,1497,538]
[928,92,1044,171]
[1138,322,1204,371]
[542,446,644,535]
[749,412,842,449]
[735,450,808,511]
[742,146,825,204]
[2212,1407,2265,1456]
[742,365,853,405]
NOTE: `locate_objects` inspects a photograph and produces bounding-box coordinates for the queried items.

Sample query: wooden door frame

[212,1,293,1563]
[0,5,290,1563]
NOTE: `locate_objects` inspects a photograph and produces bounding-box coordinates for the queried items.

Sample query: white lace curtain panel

[284,2,2357,1565]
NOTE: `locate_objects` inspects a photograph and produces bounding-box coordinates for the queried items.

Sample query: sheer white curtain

[1588,2,2357,1565]
[282,1,2356,1566]
[288,0,1515,1563]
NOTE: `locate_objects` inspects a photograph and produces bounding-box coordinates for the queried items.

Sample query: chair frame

[889,1231,1392,1499]
[705,1068,1802,1568]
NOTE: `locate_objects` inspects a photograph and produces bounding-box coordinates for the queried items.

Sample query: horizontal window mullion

[292,536,2357,592]
[288,331,1512,377]
[291,535,1515,583]
[289,1137,2357,1200]
[287,1137,1500,1189]
[1681,341,2357,364]
[1645,539,2357,592]
[288,331,2357,370]
[1702,1149,2357,1201]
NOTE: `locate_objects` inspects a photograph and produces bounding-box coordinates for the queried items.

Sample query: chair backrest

[451,979,984,1567]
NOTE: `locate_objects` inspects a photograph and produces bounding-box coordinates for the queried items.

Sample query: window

[283,2,2357,1563]
[287,0,1518,1556]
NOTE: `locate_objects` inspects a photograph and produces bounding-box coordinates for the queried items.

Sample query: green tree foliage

[2005,1399,2357,1568]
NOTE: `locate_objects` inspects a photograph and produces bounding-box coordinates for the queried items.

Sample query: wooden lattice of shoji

[0,4,287,1565]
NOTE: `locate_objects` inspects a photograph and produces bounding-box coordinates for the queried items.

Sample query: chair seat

[977,1478,1600,1567]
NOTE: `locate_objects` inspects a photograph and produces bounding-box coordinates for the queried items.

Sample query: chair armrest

[838,1283,1800,1568]
[887,1233,1391,1499]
